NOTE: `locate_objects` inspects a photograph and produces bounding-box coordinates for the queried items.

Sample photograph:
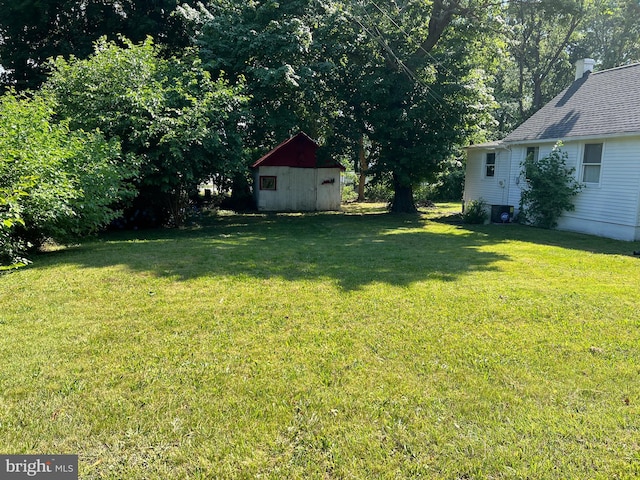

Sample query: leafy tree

[188,1,500,212]
[430,157,466,201]
[284,3,375,201]
[0,91,135,266]
[502,0,587,123]
[181,1,335,146]
[45,37,248,225]
[575,0,640,69]
[333,0,500,212]
[519,144,582,228]
[187,0,497,211]
[0,0,196,91]
[490,0,640,136]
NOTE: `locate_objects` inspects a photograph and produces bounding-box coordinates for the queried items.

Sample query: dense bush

[519,145,582,228]
[0,92,135,266]
[45,37,248,227]
[413,183,436,207]
[364,181,393,203]
[432,159,465,201]
[341,171,358,203]
[462,198,488,224]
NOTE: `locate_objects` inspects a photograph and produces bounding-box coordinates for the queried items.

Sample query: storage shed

[251,132,345,212]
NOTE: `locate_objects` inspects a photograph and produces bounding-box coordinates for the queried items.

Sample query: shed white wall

[255,166,342,212]
[465,137,640,241]
[315,169,342,210]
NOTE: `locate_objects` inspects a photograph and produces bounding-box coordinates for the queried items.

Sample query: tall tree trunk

[357,133,367,201]
[517,57,525,121]
[390,174,417,213]
[532,77,543,113]
[167,186,189,227]
[230,172,253,211]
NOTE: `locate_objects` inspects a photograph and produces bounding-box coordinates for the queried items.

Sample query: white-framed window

[582,143,603,184]
[259,175,277,190]
[485,152,496,177]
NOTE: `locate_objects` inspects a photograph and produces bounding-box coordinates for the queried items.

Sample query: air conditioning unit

[491,205,514,223]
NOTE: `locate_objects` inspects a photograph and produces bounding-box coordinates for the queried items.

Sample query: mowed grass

[1,203,639,479]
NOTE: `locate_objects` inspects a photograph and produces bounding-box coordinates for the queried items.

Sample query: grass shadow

[34,210,509,291]
[427,205,640,257]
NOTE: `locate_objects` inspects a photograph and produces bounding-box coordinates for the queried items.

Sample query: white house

[464,59,640,241]
[251,132,345,212]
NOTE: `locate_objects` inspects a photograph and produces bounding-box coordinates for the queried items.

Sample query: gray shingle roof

[503,62,640,143]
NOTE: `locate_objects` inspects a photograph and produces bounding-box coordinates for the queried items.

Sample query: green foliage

[335,2,500,212]
[0,91,135,266]
[45,37,248,226]
[365,181,393,203]
[0,180,32,267]
[0,0,195,91]
[412,183,437,207]
[340,171,358,203]
[185,1,499,213]
[183,1,324,143]
[341,184,358,203]
[503,0,585,121]
[575,0,640,70]
[519,145,583,229]
[462,198,489,224]
[422,158,466,202]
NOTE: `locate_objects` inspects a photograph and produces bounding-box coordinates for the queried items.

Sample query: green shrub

[432,159,465,201]
[412,183,436,207]
[341,171,358,203]
[462,198,488,224]
[45,37,247,227]
[365,182,393,202]
[519,144,582,229]
[341,184,358,203]
[0,91,135,266]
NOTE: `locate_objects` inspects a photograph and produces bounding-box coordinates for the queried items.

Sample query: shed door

[289,168,317,211]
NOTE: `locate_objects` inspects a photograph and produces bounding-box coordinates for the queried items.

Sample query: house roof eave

[464,141,508,151]
[502,131,640,146]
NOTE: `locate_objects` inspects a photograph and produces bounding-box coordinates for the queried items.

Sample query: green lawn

[1,203,639,479]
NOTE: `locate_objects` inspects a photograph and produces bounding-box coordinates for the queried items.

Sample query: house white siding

[254,166,342,212]
[463,147,512,207]
[465,63,640,241]
[557,137,640,240]
[465,137,640,241]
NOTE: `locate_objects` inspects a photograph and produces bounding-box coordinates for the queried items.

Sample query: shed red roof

[251,132,345,170]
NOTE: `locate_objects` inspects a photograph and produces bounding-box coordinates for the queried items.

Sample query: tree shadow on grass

[431,211,640,257]
[37,211,509,291]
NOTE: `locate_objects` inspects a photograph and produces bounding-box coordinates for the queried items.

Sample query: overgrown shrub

[365,182,393,202]
[342,184,358,203]
[432,159,465,201]
[341,171,358,203]
[413,183,436,207]
[519,145,582,229]
[462,198,488,224]
[45,37,248,227]
[0,91,135,267]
